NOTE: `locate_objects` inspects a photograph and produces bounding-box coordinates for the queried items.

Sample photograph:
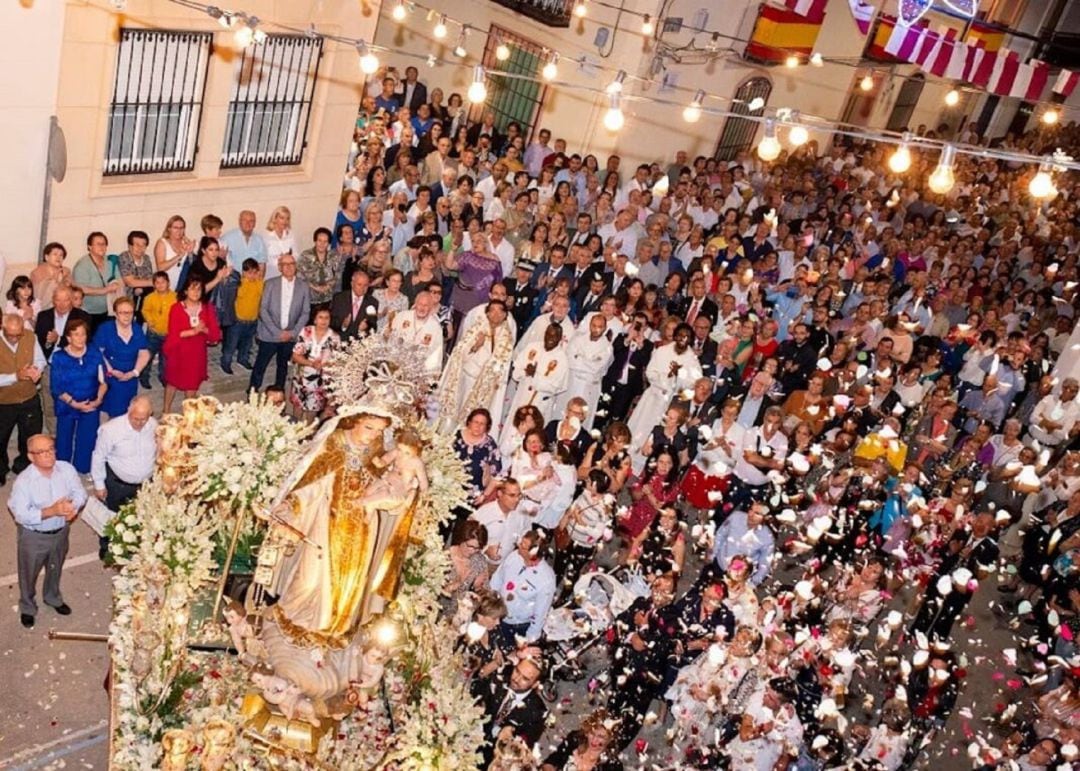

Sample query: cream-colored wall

[1,0,65,279]
[38,0,379,279]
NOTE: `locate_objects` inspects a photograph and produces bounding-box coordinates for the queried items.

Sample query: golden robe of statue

[268,411,416,649]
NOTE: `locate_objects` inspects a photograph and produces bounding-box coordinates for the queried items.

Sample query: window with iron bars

[221,34,323,169]
[714,77,773,162]
[104,29,212,176]
[471,26,549,142]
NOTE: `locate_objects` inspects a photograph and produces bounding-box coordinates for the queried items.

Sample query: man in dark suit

[673,377,720,461]
[598,318,653,427]
[530,245,573,289]
[34,286,90,359]
[330,270,379,342]
[677,276,718,326]
[575,270,607,316]
[482,657,547,764]
[394,66,428,112]
[689,316,719,378]
[466,110,502,151]
[503,261,539,335]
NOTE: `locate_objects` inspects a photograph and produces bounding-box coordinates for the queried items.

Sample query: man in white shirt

[597,208,641,262]
[1029,378,1080,447]
[91,395,157,559]
[490,528,556,643]
[470,479,535,565]
[387,291,443,378]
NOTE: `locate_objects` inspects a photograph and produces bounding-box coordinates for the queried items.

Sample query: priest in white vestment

[505,323,570,427]
[553,314,615,429]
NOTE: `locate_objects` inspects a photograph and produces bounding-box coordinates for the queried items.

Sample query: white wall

[0,0,65,279]
[27,0,380,282]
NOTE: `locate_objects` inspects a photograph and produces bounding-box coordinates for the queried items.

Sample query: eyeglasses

[29,448,56,455]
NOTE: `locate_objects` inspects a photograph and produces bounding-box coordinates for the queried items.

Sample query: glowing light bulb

[641,14,654,35]
[1042,108,1060,125]
[1029,165,1057,199]
[788,124,809,147]
[215,10,235,29]
[357,42,379,75]
[606,70,626,94]
[574,0,587,17]
[467,65,487,104]
[944,89,960,107]
[391,0,407,22]
[785,54,800,68]
[682,89,704,123]
[495,41,510,61]
[603,94,624,132]
[889,139,912,174]
[542,53,559,81]
[433,14,448,39]
[860,74,875,91]
[234,24,255,48]
[757,119,781,162]
[809,52,824,67]
[252,27,267,44]
[927,144,957,195]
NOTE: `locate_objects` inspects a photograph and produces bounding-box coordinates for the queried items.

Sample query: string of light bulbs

[156,0,1077,196]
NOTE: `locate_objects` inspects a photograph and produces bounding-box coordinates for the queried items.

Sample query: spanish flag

[965,20,1005,53]
[745,2,827,64]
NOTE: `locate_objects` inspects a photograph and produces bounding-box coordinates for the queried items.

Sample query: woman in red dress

[163,277,221,413]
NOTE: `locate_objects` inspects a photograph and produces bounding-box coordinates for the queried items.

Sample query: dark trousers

[101,465,143,555]
[17,524,69,616]
[249,340,292,392]
[222,320,257,367]
[0,394,43,477]
[88,312,109,334]
[56,409,100,474]
[143,330,166,386]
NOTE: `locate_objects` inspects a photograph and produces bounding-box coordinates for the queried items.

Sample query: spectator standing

[93,296,150,418]
[153,215,193,290]
[249,254,310,393]
[489,529,557,645]
[90,395,157,559]
[289,307,340,423]
[116,230,155,322]
[162,278,221,414]
[221,259,263,374]
[9,433,87,628]
[219,210,268,274]
[0,313,46,485]
[72,232,123,331]
[30,242,71,312]
[139,272,174,389]
[49,318,106,473]
[263,205,298,280]
[4,276,40,331]
[298,227,341,315]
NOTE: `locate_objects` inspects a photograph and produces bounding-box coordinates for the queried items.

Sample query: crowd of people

[7,59,1080,769]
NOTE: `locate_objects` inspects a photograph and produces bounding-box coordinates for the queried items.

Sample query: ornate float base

[241,692,336,755]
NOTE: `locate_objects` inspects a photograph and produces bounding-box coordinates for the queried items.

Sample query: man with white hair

[1029,377,1080,448]
[387,290,443,378]
[91,395,158,560]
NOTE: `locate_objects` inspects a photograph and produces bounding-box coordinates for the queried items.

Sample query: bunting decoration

[1053,69,1080,98]
[847,0,875,35]
[747,4,828,63]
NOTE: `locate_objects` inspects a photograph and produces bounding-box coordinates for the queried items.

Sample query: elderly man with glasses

[9,433,87,628]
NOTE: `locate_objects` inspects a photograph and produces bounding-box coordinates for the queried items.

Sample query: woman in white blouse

[262,205,298,280]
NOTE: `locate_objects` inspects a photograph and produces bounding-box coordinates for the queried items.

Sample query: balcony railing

[489,0,573,28]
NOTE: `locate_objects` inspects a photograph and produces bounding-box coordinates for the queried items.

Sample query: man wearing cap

[503,260,539,335]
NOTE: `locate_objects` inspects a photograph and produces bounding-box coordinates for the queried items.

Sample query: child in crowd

[140,271,174,388]
[221,257,263,373]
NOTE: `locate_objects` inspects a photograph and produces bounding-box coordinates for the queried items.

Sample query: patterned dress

[289,327,340,413]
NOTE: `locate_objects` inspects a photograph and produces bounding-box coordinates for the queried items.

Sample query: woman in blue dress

[93,296,149,418]
[50,318,106,473]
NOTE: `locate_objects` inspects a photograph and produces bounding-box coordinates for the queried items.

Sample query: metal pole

[48,630,109,643]
[211,508,247,624]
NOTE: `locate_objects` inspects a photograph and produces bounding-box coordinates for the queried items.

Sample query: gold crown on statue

[326,335,430,421]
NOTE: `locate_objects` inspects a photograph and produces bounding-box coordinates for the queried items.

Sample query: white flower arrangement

[108,381,485,769]
[186,392,314,517]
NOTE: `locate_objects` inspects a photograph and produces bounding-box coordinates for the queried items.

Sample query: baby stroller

[540,567,650,701]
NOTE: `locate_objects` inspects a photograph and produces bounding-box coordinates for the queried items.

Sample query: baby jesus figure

[362,429,429,513]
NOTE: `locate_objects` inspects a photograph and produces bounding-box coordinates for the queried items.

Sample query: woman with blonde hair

[154,215,193,289]
[263,205,297,280]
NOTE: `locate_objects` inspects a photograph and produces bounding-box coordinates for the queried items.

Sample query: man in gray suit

[249,253,310,393]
